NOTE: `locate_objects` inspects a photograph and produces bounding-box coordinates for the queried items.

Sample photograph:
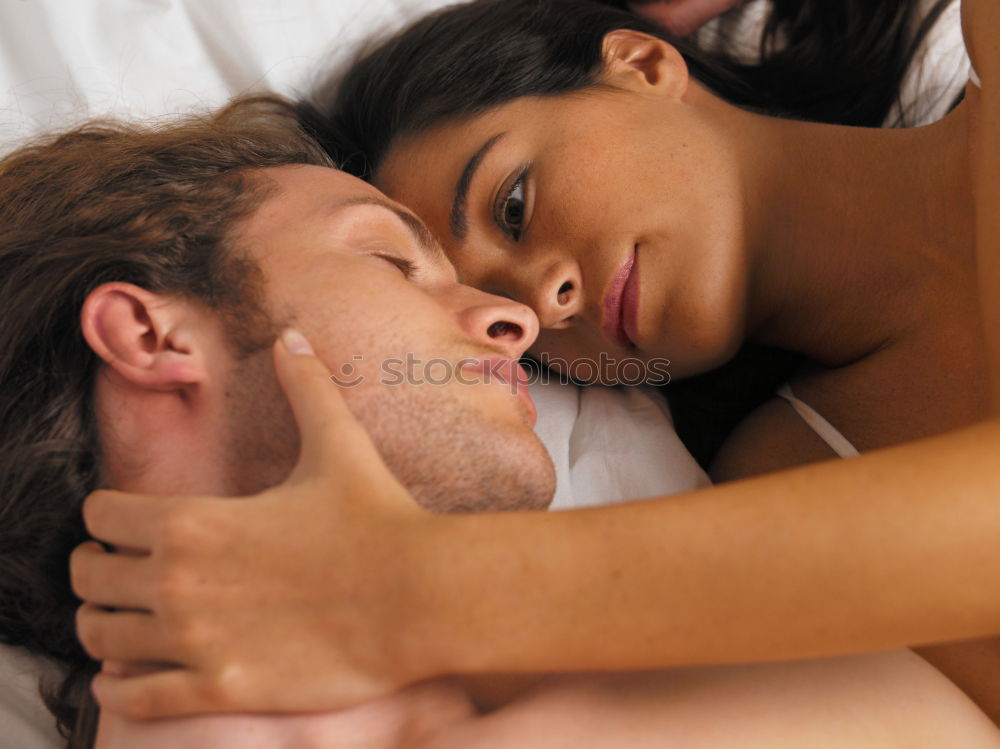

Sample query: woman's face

[376,41,750,383]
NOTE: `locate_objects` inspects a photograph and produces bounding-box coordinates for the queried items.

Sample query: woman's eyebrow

[450,132,506,241]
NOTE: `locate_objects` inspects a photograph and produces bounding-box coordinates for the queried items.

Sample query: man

[0,93,551,746]
[3,96,995,748]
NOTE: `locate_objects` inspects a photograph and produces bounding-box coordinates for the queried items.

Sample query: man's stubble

[222,347,555,513]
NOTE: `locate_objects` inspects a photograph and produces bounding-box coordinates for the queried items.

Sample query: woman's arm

[417,425,1000,680]
[69,334,1000,719]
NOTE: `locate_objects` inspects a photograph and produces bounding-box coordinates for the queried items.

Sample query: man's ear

[599,30,689,99]
[81,282,208,391]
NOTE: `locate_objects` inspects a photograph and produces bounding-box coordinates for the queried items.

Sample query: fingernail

[282,328,314,356]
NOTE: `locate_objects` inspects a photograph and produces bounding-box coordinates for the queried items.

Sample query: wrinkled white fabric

[0,0,453,147]
[0,644,62,748]
[531,380,710,511]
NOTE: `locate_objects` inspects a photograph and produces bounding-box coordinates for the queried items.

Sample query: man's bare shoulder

[709,397,839,483]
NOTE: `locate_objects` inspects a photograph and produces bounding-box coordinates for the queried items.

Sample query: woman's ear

[599,30,690,99]
[81,282,208,391]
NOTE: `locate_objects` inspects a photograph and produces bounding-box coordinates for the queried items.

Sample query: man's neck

[95,368,232,496]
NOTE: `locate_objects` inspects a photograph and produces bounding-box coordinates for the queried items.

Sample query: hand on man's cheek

[73,331,437,718]
[94,681,476,749]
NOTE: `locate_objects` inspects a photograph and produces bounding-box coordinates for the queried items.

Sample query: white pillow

[0,0,459,148]
[532,381,709,510]
[0,644,62,748]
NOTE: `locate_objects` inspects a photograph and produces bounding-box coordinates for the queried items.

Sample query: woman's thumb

[272,328,382,482]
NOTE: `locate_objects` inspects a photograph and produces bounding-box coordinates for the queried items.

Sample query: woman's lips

[603,251,638,347]
[621,252,640,345]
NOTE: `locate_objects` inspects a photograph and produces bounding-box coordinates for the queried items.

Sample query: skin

[376,31,984,422]
[74,164,549,739]
[78,165,1000,748]
[630,0,745,37]
[88,316,1000,749]
[85,165,551,514]
[70,0,1000,735]
[379,38,753,382]
[375,23,994,713]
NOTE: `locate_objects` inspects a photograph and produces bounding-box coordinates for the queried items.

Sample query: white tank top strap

[970,64,982,88]
[775,384,861,459]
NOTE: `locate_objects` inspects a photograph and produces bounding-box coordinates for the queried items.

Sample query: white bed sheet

[0,0,447,145]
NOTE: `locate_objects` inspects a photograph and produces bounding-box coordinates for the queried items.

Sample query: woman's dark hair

[318,0,955,179]
[0,95,333,748]
[312,0,955,467]
[319,0,752,178]
[732,0,957,127]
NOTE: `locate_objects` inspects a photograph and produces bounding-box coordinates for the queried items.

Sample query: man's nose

[454,286,540,360]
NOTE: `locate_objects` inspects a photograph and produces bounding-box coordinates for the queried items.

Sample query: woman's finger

[76,605,174,664]
[91,668,216,720]
[70,543,154,610]
[271,328,391,485]
[81,489,162,550]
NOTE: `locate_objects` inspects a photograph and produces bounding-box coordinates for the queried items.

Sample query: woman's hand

[93,677,476,749]
[71,330,442,719]
[94,710,308,749]
[629,0,744,37]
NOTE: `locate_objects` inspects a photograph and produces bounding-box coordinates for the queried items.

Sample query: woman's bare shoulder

[961,0,1000,411]
[962,0,1000,86]
[709,397,839,483]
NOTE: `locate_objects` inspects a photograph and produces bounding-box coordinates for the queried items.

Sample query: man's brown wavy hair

[0,95,334,747]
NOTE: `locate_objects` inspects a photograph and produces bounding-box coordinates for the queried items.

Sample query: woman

[320,0,965,468]
[313,0,998,709]
[73,0,1000,740]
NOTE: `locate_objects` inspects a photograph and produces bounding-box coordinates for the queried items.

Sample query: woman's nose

[528,261,583,329]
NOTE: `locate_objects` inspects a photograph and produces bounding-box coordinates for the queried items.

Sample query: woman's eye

[494,167,530,242]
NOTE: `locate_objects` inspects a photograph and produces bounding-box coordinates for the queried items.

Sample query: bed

[0,0,971,745]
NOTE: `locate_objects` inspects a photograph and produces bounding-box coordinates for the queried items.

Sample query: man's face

[225,164,555,512]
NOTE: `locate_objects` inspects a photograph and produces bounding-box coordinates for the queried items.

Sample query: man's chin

[403,432,555,515]
[354,384,556,515]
